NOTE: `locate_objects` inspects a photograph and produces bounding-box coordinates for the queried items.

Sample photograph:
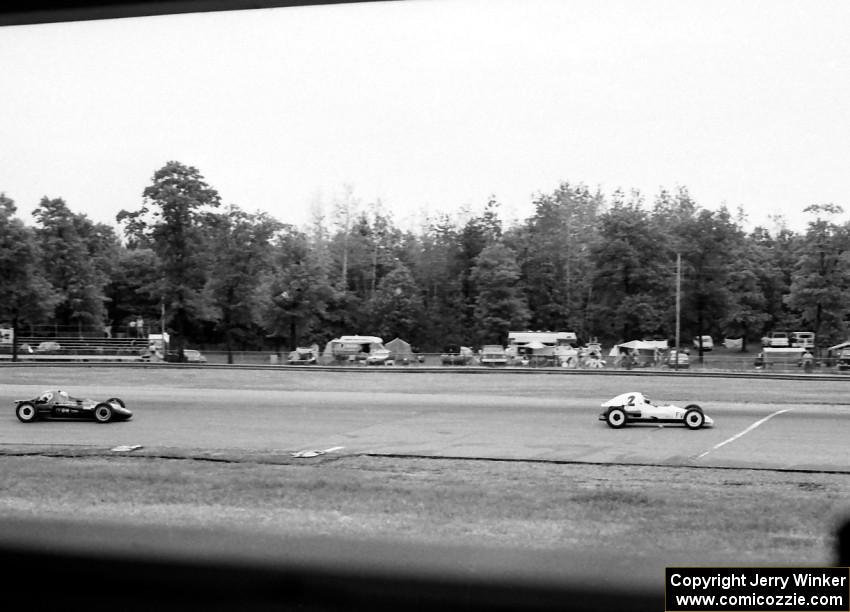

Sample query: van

[790,331,815,349]
[692,335,713,351]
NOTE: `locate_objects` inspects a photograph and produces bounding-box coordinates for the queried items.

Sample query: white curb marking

[291,446,345,458]
[695,409,793,460]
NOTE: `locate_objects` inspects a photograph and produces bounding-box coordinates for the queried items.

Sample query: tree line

[2,161,849,362]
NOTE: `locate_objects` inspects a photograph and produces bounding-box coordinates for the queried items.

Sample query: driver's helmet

[37,391,54,402]
[57,390,70,400]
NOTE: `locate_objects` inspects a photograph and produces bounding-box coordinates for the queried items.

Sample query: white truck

[761,331,790,348]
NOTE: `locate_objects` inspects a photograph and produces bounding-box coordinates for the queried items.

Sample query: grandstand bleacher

[0,337,151,361]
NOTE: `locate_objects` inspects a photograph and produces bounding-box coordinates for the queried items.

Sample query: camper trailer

[507,331,577,366]
[326,335,391,364]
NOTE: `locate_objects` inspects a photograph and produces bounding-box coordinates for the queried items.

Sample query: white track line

[695,409,793,460]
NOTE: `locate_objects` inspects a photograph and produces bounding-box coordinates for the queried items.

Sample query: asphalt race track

[1,366,849,472]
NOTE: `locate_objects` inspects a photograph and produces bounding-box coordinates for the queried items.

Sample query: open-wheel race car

[599,391,713,429]
[14,390,132,423]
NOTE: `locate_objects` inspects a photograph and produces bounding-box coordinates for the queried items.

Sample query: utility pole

[675,252,681,371]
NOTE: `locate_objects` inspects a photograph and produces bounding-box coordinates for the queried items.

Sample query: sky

[2,0,849,235]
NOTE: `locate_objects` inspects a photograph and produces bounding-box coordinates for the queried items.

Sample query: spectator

[608,344,622,367]
[802,350,814,373]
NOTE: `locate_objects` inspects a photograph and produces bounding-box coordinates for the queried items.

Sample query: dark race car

[15,389,132,423]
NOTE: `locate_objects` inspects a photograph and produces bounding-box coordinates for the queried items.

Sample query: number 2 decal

[626,395,635,406]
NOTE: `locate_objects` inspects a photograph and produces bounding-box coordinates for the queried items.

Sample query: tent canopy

[385,337,412,357]
[723,338,743,350]
[827,341,850,353]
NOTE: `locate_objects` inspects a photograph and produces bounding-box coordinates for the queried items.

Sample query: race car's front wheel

[94,403,114,423]
[605,407,627,429]
[16,402,38,423]
[684,407,705,430]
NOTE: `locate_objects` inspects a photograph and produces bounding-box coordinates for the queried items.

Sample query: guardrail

[3,357,850,381]
[3,347,846,377]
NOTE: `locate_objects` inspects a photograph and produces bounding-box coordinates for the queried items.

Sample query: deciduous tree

[470,242,530,344]
[722,230,770,351]
[207,205,281,363]
[105,247,163,336]
[33,197,112,334]
[370,262,423,343]
[589,194,672,341]
[259,226,336,350]
[0,195,59,359]
[117,161,221,357]
[786,204,850,347]
[675,207,737,361]
[518,183,603,336]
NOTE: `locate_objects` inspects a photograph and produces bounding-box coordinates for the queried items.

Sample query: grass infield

[0,451,848,564]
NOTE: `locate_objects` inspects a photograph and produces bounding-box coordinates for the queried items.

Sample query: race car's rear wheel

[94,403,114,423]
[684,407,705,430]
[107,397,125,408]
[16,402,38,423]
[605,407,627,429]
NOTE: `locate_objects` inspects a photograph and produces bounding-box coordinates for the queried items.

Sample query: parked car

[440,344,474,365]
[480,345,508,366]
[35,341,61,353]
[410,347,426,364]
[164,349,207,363]
[837,348,850,371]
[692,335,713,351]
[184,349,207,363]
[287,347,318,365]
[666,349,690,369]
[365,347,393,365]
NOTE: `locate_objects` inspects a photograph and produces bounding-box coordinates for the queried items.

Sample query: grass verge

[1,452,847,564]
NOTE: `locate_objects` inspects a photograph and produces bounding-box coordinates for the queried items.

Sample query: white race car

[599,392,714,429]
